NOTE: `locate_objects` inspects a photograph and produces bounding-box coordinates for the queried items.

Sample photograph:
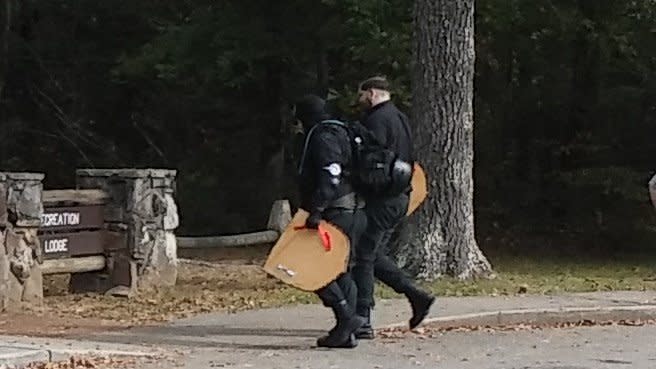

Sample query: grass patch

[402,254,656,298]
[30,246,656,327]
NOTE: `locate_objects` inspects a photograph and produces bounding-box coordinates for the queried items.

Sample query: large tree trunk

[402,0,493,280]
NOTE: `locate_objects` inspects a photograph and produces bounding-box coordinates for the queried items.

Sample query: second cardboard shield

[407,162,428,216]
[263,209,350,292]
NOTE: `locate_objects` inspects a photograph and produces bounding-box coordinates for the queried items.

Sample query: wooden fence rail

[177,230,279,249]
[42,256,106,275]
[176,199,291,249]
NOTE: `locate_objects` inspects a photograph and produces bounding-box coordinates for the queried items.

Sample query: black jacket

[361,101,413,163]
[298,122,356,216]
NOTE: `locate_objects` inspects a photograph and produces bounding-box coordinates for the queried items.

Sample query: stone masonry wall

[0,172,44,311]
[76,169,179,290]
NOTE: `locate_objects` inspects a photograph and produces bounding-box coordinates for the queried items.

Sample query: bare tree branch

[31,85,106,151]
[131,114,168,164]
[29,86,95,167]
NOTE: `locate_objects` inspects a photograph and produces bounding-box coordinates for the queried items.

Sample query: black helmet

[293,94,330,127]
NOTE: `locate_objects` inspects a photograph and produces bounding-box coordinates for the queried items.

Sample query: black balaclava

[294,94,331,131]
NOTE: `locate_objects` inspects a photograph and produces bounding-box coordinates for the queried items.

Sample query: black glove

[305,212,322,229]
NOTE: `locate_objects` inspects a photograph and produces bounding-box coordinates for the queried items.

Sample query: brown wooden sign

[40,230,127,259]
[38,190,128,261]
[104,230,128,252]
[40,231,105,259]
[40,205,104,231]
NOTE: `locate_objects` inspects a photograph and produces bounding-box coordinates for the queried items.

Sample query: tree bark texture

[405,0,493,280]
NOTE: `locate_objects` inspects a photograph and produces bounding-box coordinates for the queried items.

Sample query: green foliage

[416,253,656,297]
[556,167,648,202]
[0,0,654,246]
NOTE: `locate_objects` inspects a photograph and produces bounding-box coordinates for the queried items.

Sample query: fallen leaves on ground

[3,251,320,336]
[23,356,137,369]
[377,319,656,340]
[35,263,316,327]
[20,354,185,369]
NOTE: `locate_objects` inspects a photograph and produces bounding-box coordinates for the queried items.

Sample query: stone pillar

[75,169,179,290]
[0,172,44,311]
[0,173,6,311]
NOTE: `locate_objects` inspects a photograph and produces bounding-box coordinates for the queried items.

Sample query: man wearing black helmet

[352,76,435,339]
[294,94,367,348]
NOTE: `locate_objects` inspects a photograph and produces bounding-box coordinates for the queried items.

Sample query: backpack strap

[297,124,320,175]
[321,119,348,129]
[297,120,349,175]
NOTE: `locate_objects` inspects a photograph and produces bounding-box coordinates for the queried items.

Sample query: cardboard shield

[263,209,350,292]
[407,162,428,216]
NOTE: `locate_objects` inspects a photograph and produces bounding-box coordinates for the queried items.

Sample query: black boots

[354,288,435,340]
[407,288,435,329]
[316,289,434,347]
[354,307,375,339]
[317,333,358,349]
[317,300,366,348]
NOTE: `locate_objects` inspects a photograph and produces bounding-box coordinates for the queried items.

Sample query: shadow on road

[80,325,327,351]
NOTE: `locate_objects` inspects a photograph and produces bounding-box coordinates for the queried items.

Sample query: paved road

[5,292,656,368]
[139,324,656,369]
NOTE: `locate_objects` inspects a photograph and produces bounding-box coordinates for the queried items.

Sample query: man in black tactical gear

[294,94,367,348]
[351,77,435,339]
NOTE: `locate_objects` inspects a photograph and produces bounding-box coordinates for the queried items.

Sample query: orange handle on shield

[293,225,332,252]
[318,225,331,251]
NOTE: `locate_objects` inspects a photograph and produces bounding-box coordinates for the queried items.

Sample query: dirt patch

[1,246,316,337]
[38,263,307,321]
[0,312,129,337]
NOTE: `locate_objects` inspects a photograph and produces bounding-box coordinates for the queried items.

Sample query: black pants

[352,193,414,312]
[315,208,367,310]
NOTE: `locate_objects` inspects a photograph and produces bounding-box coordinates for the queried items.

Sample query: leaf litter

[377,318,656,341]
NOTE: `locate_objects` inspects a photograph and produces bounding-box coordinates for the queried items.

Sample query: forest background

[1,0,655,261]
